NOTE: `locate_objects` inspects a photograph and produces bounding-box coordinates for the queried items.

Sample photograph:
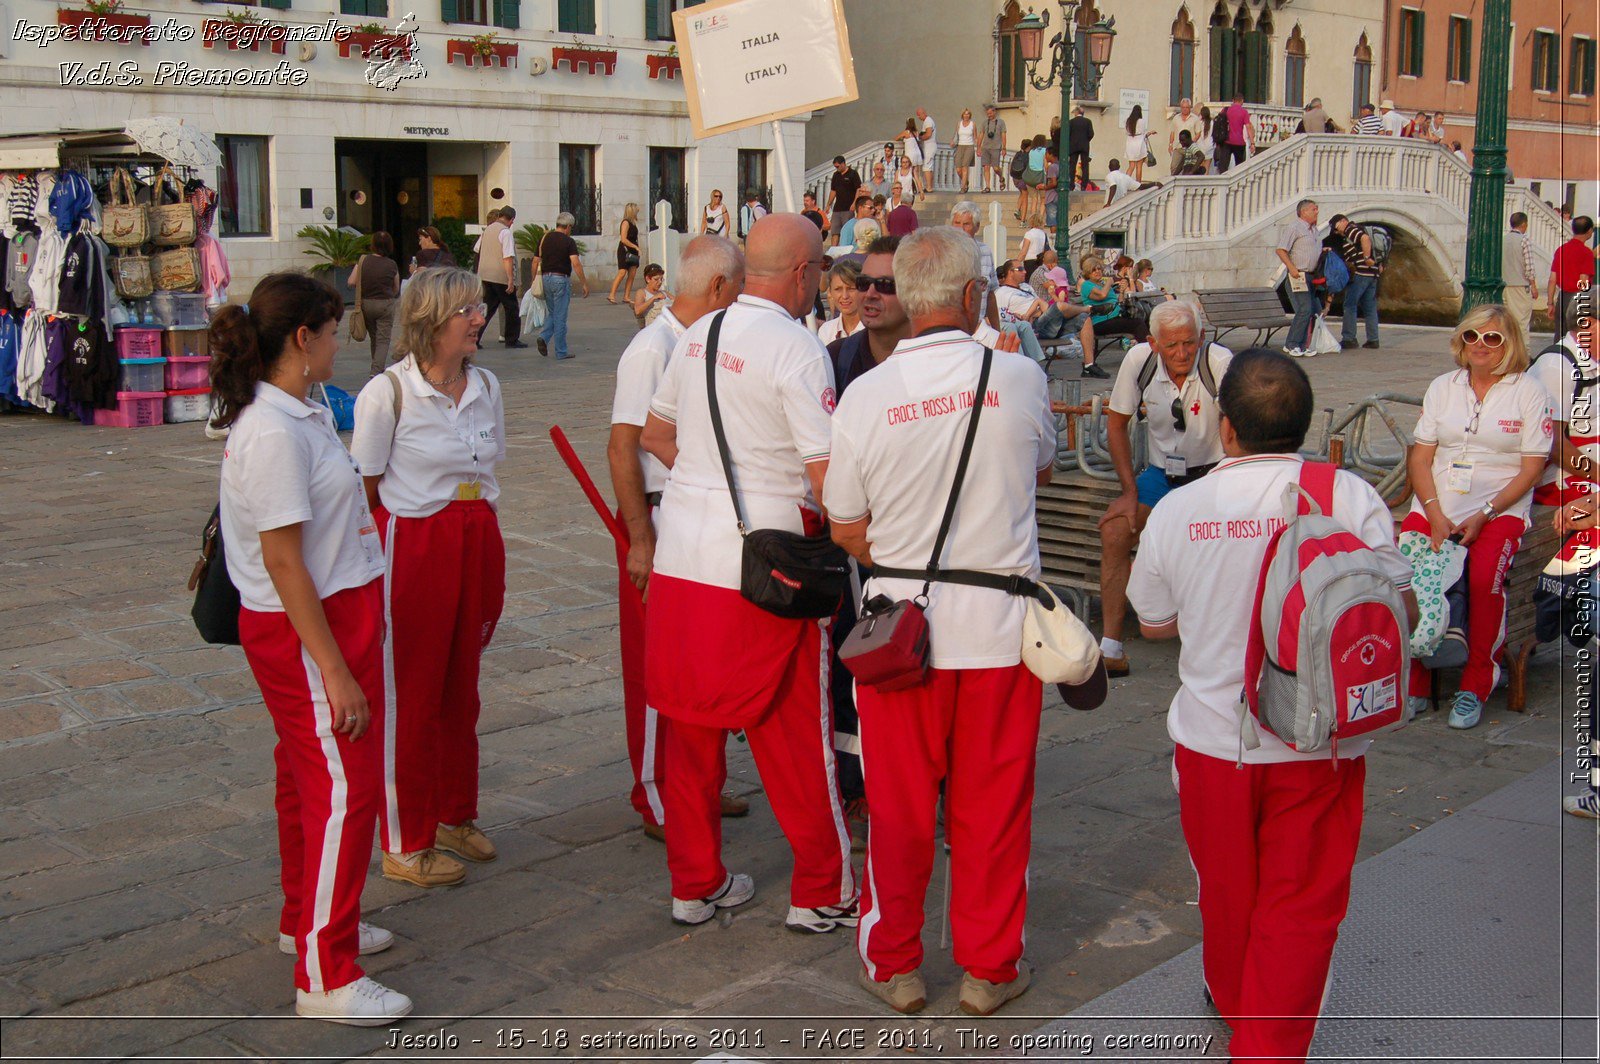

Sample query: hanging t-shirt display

[63,317,116,411]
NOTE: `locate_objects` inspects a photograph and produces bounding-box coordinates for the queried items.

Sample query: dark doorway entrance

[336,139,428,269]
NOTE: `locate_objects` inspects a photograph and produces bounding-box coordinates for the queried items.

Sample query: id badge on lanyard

[1164,453,1188,479]
[1447,460,1473,494]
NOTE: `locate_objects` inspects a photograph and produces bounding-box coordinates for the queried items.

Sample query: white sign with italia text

[673,0,857,139]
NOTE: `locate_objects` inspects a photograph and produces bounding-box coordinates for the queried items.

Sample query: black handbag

[188,505,242,646]
[705,310,850,619]
[623,251,641,269]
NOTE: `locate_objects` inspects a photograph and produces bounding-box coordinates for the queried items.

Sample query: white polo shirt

[1127,455,1412,764]
[349,355,506,519]
[650,294,836,591]
[825,330,1056,668]
[1409,369,1554,525]
[611,308,687,496]
[221,383,384,613]
[995,284,1041,327]
[1531,335,1599,500]
[1108,343,1233,470]
[816,315,863,348]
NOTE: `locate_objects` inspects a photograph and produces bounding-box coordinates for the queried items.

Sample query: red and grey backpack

[1240,462,1411,759]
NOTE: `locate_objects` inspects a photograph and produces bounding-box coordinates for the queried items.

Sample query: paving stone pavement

[0,300,1575,1061]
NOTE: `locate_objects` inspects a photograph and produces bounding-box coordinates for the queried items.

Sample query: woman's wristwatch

[1480,502,1498,518]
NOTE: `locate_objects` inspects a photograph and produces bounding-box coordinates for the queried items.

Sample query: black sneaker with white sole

[785,899,860,933]
[671,872,755,925]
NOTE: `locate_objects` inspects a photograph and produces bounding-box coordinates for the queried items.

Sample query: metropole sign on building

[673,0,858,140]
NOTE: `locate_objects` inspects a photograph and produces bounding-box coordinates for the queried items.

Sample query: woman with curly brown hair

[211,272,410,1026]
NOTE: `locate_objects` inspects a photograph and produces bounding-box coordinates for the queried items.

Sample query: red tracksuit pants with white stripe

[1175,744,1366,1064]
[376,500,506,854]
[647,577,853,907]
[239,581,383,994]
[615,506,666,827]
[1400,511,1523,700]
[855,664,1042,985]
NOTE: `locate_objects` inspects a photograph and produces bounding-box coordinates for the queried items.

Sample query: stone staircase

[916,189,1105,264]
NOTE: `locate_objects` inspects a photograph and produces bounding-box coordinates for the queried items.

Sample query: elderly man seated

[993,258,1093,364]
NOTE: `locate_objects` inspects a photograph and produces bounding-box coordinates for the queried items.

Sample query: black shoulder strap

[1136,347,1158,395]
[1542,341,1598,396]
[1198,343,1220,398]
[703,311,746,534]
[916,347,994,597]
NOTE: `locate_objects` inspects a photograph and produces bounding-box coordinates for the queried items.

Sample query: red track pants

[1400,511,1523,700]
[615,507,666,826]
[376,501,506,854]
[1175,744,1366,1063]
[239,581,383,994]
[855,664,1042,985]
[654,611,853,908]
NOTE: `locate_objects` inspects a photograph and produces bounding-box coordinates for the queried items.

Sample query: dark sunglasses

[855,275,896,295]
[1461,328,1506,349]
[1171,396,1187,433]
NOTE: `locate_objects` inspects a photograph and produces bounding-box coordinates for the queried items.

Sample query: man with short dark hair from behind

[1128,348,1416,1062]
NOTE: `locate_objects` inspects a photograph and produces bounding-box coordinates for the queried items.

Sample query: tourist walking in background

[350,231,400,376]
[701,189,731,236]
[1274,199,1323,358]
[1549,216,1597,341]
[211,272,409,1026]
[827,156,864,245]
[867,161,893,201]
[896,119,924,195]
[981,103,1007,193]
[476,207,523,350]
[534,212,589,361]
[916,106,938,192]
[953,108,978,193]
[608,202,642,305]
[1353,102,1384,136]
[1068,106,1094,191]
[1169,99,1203,160]
[886,191,919,238]
[1501,212,1540,335]
[739,191,769,240]
[1124,105,1149,182]
[1217,93,1253,173]
[1379,100,1408,136]
[1195,105,1215,166]
[1403,307,1551,729]
[351,266,507,891]
[1329,213,1381,349]
[411,227,456,274]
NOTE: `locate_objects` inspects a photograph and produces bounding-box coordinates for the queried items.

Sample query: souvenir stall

[0,120,231,427]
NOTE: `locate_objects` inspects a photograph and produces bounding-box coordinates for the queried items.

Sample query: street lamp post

[1460,0,1512,315]
[1016,1,1116,281]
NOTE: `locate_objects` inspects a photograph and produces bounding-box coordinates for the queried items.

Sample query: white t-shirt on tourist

[611,309,688,496]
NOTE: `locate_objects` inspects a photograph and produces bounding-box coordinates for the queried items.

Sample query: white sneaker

[295,976,412,1026]
[786,899,860,934]
[279,922,394,956]
[672,872,755,925]
[1283,346,1304,358]
[1564,792,1600,819]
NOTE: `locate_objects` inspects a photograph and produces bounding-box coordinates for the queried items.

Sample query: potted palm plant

[296,225,371,304]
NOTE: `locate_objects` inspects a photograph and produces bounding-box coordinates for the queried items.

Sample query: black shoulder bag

[188,504,242,645]
[705,311,851,619]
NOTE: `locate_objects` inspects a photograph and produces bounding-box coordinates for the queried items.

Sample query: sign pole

[771,118,797,212]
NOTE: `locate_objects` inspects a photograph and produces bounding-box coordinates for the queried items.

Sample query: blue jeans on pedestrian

[1341,274,1379,345]
[1288,288,1320,350]
[540,273,573,359]
[1007,322,1046,364]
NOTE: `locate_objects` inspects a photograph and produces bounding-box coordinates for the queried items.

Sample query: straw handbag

[113,251,154,299]
[152,167,197,248]
[153,247,202,292]
[348,255,368,342]
[102,169,149,249]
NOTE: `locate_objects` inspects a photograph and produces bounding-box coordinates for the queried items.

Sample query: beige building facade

[995,0,1386,180]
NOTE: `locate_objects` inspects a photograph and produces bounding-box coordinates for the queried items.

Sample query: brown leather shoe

[435,821,497,863]
[382,849,466,888]
[1103,655,1130,678]
[720,793,750,818]
[642,821,666,843]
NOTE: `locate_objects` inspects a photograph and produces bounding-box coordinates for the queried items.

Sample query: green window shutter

[1210,25,1233,100]
[559,0,595,33]
[645,0,658,41]
[340,0,361,14]
[260,0,290,9]
[493,0,519,28]
[440,0,459,24]
[1461,20,1472,82]
[1411,12,1425,76]
[1240,31,1260,102]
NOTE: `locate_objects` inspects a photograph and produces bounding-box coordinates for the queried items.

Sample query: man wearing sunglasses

[1097,301,1232,678]
[994,258,1093,366]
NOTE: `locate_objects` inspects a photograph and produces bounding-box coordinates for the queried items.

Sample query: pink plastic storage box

[165,355,211,391]
[162,327,209,360]
[114,326,163,360]
[119,358,166,393]
[164,389,213,424]
[93,392,165,428]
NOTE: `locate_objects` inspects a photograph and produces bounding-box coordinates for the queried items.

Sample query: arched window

[1073,2,1103,101]
[1352,31,1374,117]
[996,1,1026,103]
[1170,7,1197,106]
[1285,24,1307,108]
[1209,3,1250,101]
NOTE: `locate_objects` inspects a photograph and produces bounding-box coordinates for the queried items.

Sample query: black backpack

[1010,150,1029,179]
[1539,341,1599,402]
[1134,343,1223,420]
[1211,109,1230,145]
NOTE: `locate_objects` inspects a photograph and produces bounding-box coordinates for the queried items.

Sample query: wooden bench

[1035,472,1124,605]
[1196,287,1293,350]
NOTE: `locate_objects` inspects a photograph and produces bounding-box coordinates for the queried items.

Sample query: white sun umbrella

[123,117,222,176]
